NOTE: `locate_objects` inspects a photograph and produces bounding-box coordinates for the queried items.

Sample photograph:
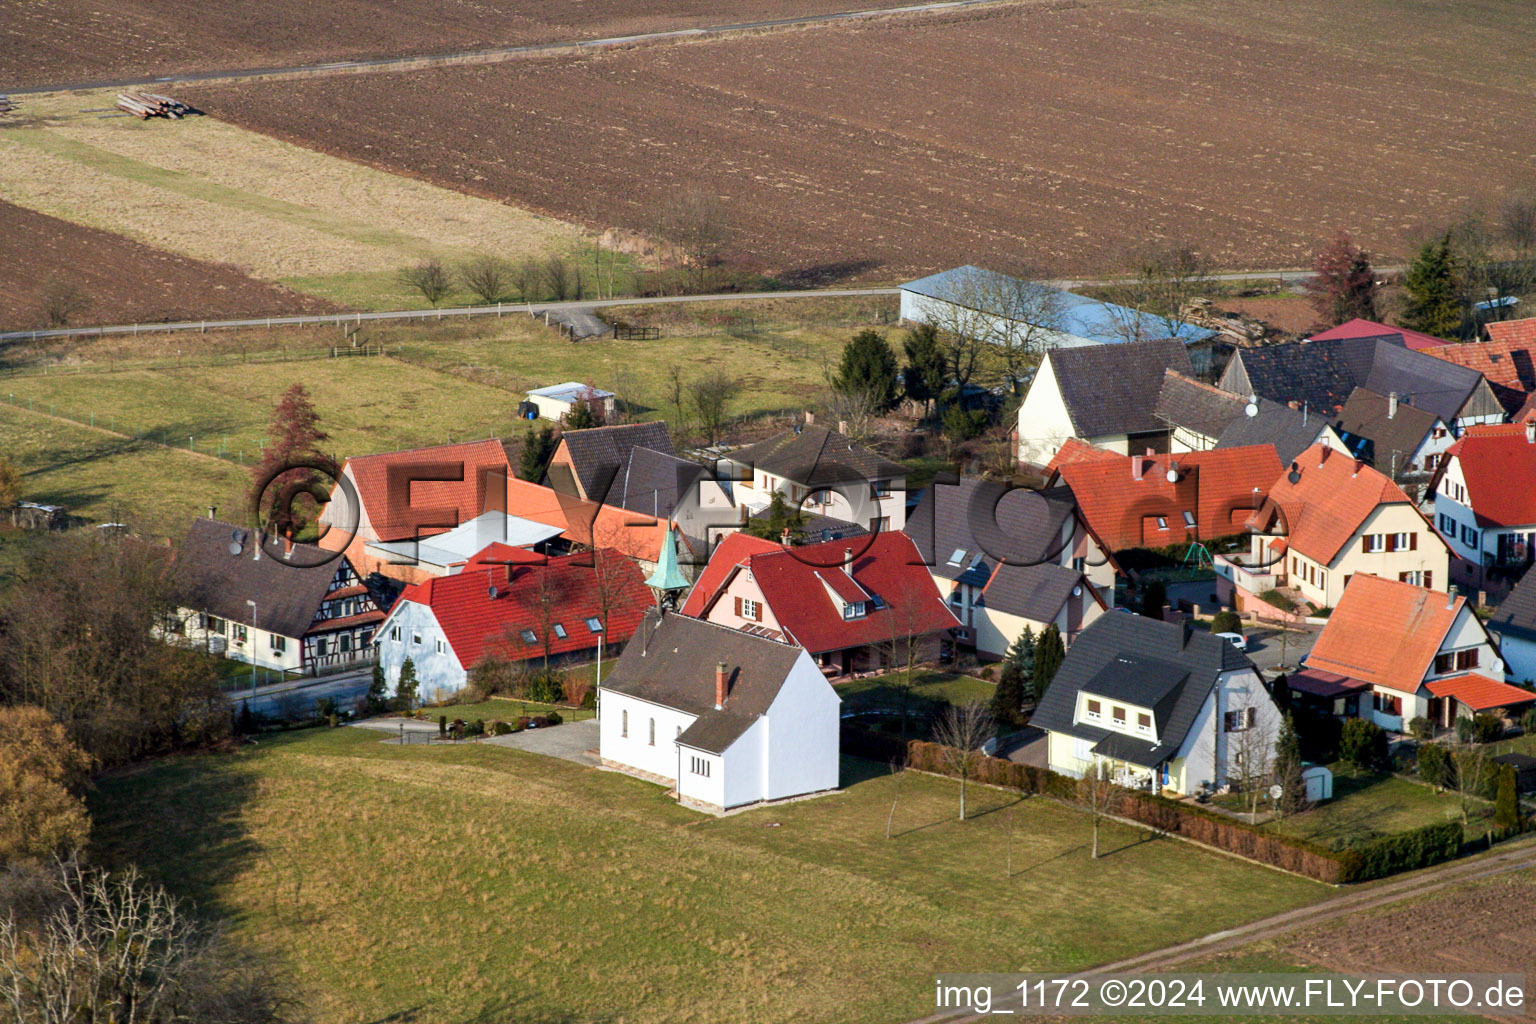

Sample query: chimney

[1352,459,1363,478]
[282,536,294,560]
[843,547,854,576]
[1132,455,1146,481]
[1287,400,1300,410]
[1526,420,1535,445]
[1388,391,1398,419]
[1446,588,1457,611]
[207,505,217,519]
[1180,619,1195,649]
[714,662,728,710]
[837,420,849,435]
[781,526,792,545]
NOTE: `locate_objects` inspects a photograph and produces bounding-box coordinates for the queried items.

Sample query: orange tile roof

[1051,445,1281,552]
[342,439,513,542]
[1439,425,1536,527]
[1045,437,1121,473]
[1306,574,1462,689]
[1249,443,1413,564]
[1486,317,1536,347]
[1426,673,1536,711]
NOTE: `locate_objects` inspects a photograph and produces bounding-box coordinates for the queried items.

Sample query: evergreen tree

[564,398,599,430]
[991,660,1025,728]
[251,383,329,537]
[1495,763,1523,828]
[1033,624,1065,701]
[1006,625,1037,701]
[1273,713,1307,815]
[1301,231,1378,327]
[366,662,388,713]
[901,323,946,419]
[834,329,899,413]
[1140,580,1167,619]
[742,491,806,544]
[235,700,256,736]
[1401,233,1462,339]
[518,423,557,482]
[396,657,419,710]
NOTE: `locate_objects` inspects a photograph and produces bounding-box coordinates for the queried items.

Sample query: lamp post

[246,599,258,695]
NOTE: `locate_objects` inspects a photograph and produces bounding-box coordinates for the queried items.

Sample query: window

[1318,570,1327,592]
[947,548,968,567]
[1433,427,1447,439]
[690,756,711,777]
[648,718,655,746]
[270,634,286,653]
[1373,691,1403,717]
[1112,705,1126,725]
[1223,708,1257,732]
[390,625,402,642]
[1137,712,1152,733]
[1072,556,1085,571]
[520,629,537,645]
[869,516,890,533]
[553,623,567,639]
[1400,570,1425,587]
[1440,513,1456,534]
[1155,517,1168,531]
[586,617,604,633]
[809,489,832,506]
[621,710,628,738]
[1462,525,1478,548]
[843,601,866,620]
[1085,699,1102,720]
[1363,534,1385,553]
[741,598,760,621]
[232,624,248,644]
[339,635,351,653]
[411,632,422,645]
[1182,511,1196,528]
[435,638,446,655]
[314,637,327,656]
[1457,649,1480,671]
[954,628,970,640]
[206,615,225,634]
[871,479,892,498]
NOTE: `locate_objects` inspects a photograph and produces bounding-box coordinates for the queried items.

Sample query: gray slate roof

[616,446,707,521]
[1045,339,1194,439]
[179,517,344,637]
[724,427,906,487]
[1332,387,1441,470]
[600,611,807,754]
[1029,614,1251,769]
[1153,369,1246,440]
[1213,399,1328,464]
[905,476,1079,583]
[1490,572,1536,646]
[983,562,1089,622]
[556,422,675,501]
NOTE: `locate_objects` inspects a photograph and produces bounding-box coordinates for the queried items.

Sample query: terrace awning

[1426,674,1536,712]
[1287,668,1372,700]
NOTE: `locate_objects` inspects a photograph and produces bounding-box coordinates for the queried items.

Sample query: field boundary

[5,0,1028,95]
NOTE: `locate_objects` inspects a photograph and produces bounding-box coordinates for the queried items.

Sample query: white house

[522,382,617,423]
[598,611,841,812]
[1489,572,1536,686]
[717,426,907,533]
[1028,614,1281,796]
[1431,423,1536,592]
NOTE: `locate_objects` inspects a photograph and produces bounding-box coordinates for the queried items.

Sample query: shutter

[734,596,742,617]
[1425,571,1433,590]
[1362,535,1371,554]
[1386,534,1396,552]
[1246,707,1257,729]
[1410,532,1418,551]
[753,602,763,622]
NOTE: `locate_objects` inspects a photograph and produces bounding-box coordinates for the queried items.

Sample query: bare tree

[398,258,453,307]
[1452,735,1493,826]
[543,256,573,302]
[38,280,90,328]
[666,364,691,434]
[921,265,1067,394]
[1077,759,1121,859]
[654,190,733,293]
[932,700,995,821]
[1499,189,1536,254]
[458,254,510,304]
[689,370,739,445]
[1227,696,1279,822]
[885,759,904,840]
[1098,242,1215,343]
[528,566,572,669]
[511,258,543,304]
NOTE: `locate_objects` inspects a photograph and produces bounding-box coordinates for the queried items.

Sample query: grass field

[0,90,585,311]
[88,727,1324,1023]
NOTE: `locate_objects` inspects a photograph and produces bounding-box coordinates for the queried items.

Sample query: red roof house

[1485,317,1536,347]
[1308,317,1449,351]
[1434,423,1536,529]
[376,546,654,697]
[1047,445,1282,553]
[1426,333,1536,416]
[682,531,959,675]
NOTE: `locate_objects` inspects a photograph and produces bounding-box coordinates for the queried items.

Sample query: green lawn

[415,696,595,724]
[88,727,1325,1024]
[836,669,997,738]
[1220,767,1490,848]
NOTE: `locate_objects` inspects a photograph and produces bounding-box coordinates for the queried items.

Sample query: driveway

[484,718,600,765]
[1243,623,1321,676]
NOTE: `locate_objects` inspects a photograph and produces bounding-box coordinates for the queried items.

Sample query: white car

[1215,631,1248,651]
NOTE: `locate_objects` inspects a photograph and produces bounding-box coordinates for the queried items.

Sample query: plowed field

[189,0,1536,283]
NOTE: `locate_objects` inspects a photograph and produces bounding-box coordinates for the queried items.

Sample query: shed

[1301,764,1333,802]
[525,382,616,423]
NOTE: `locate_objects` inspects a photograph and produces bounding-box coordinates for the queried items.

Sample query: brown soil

[186,1,1536,284]
[1,0,918,89]
[1217,297,1320,337]
[0,201,337,332]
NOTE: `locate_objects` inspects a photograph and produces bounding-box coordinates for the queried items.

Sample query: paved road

[1245,623,1321,676]
[4,0,1016,95]
[911,836,1536,1024]
[227,666,374,718]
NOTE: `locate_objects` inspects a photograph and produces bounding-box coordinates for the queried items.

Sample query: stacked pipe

[115,92,194,119]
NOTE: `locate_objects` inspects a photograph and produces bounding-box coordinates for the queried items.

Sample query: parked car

[1215,631,1248,651]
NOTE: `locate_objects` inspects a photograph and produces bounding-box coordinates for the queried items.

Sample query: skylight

[946,547,967,566]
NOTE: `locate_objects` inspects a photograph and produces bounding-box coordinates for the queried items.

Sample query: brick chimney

[1132,455,1147,481]
[714,662,728,710]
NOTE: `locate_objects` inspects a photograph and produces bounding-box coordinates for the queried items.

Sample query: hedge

[841,724,910,765]
[900,739,1465,884]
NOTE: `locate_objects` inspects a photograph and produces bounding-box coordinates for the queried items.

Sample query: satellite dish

[1245,402,1259,418]
[1268,784,1284,800]
[1287,469,1301,485]
[228,541,243,556]
[488,585,500,599]
[1072,585,1082,597]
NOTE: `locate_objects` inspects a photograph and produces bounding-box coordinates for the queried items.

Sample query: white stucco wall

[597,690,698,782]
[676,746,727,807]
[377,600,468,700]
[1495,635,1536,686]
[760,651,841,801]
[1016,354,1078,468]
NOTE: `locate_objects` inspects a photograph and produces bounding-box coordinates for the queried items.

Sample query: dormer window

[1112,706,1126,725]
[1182,511,1196,528]
[843,601,866,620]
[1085,699,1102,720]
[1137,713,1152,734]
[946,547,967,567]
[1156,517,1168,531]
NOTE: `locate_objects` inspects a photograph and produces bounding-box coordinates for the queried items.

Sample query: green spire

[645,527,688,592]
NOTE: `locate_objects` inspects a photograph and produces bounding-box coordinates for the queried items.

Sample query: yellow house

[1230,443,1451,612]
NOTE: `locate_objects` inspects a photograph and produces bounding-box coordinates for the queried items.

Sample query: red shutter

[1410,533,1418,551]
[1386,534,1397,552]
[734,596,742,617]
[753,602,763,623]
[1362,535,1371,554]
[1425,571,1433,590]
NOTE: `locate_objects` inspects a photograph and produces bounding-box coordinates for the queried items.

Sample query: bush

[1471,713,1504,744]
[979,666,994,681]
[1210,610,1242,634]
[1259,589,1297,613]
[940,403,988,442]
[528,672,563,704]
[562,676,592,708]
[581,688,597,710]
[1418,742,1452,789]
[1524,706,1536,735]
[467,719,486,737]
[546,711,563,726]
[1340,718,1388,772]
[513,717,531,732]
[1140,580,1167,619]
[1407,716,1433,741]
[1495,764,1523,828]
[1339,822,1463,882]
[492,720,512,736]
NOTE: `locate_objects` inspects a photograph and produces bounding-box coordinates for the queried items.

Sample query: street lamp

[246,599,258,695]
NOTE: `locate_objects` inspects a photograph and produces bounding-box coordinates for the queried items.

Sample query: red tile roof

[395,548,653,669]
[1249,443,1413,564]
[1424,335,1536,416]
[684,532,959,654]
[1306,574,1463,690]
[1440,426,1536,527]
[1426,673,1536,711]
[342,439,513,542]
[1049,446,1282,552]
[1045,437,1121,473]
[1309,317,1449,350]
[680,532,784,618]
[1485,317,1536,347]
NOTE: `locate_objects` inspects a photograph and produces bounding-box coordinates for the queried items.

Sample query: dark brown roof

[555,422,674,501]
[179,517,358,638]
[724,426,905,487]
[1153,369,1246,440]
[601,611,808,753]
[1046,339,1193,438]
[1333,387,1442,471]
[616,446,706,521]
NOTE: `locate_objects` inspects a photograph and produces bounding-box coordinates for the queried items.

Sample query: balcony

[1214,554,1277,594]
